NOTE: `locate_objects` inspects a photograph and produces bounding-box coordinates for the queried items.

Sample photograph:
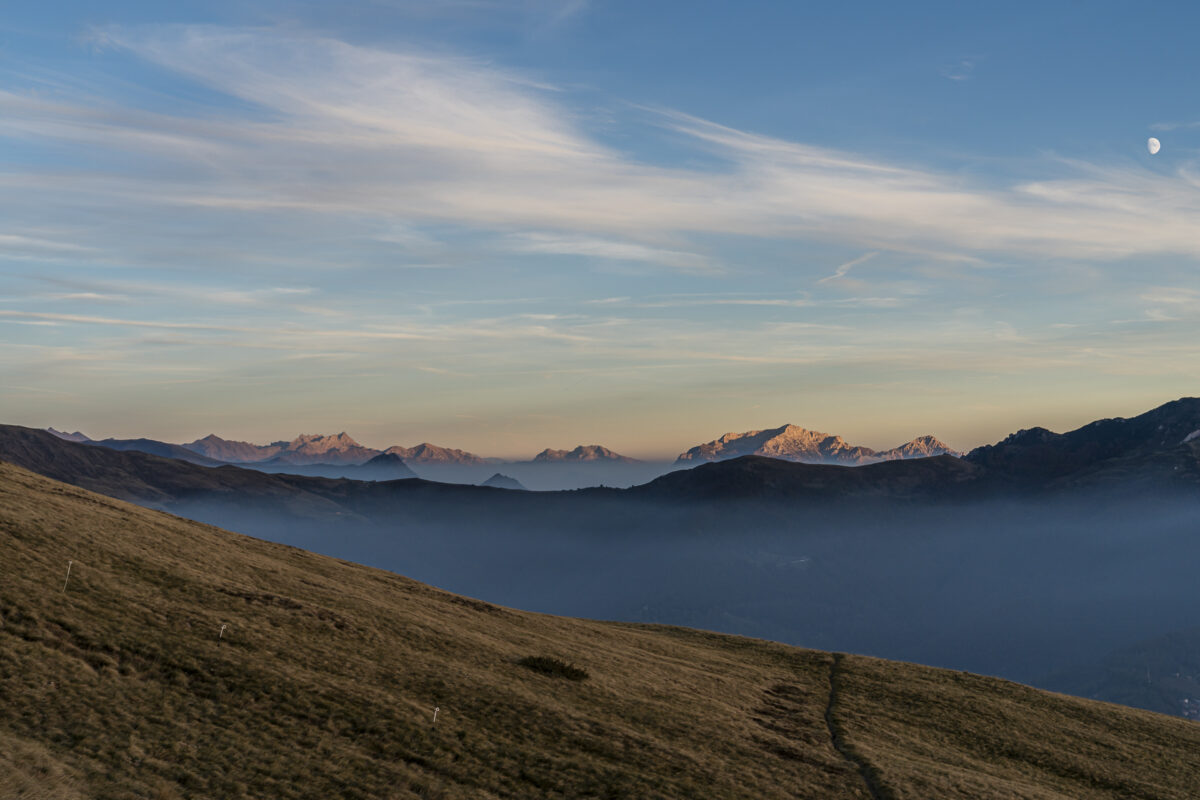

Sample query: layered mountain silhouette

[639,453,986,503]
[185,432,491,467]
[46,427,90,443]
[88,437,227,467]
[183,433,283,463]
[18,397,1200,511]
[261,432,379,466]
[675,424,960,466]
[250,452,419,481]
[384,442,489,465]
[530,445,640,463]
[964,397,1200,488]
[83,428,645,488]
[481,472,527,490]
[184,432,467,466]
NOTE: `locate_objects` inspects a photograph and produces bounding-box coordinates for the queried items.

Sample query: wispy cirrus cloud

[1149,120,1200,132]
[2,24,1200,272]
[1141,287,1200,320]
[940,58,976,81]
[506,233,717,273]
[818,251,878,287]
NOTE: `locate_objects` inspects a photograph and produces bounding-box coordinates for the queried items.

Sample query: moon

[1148,137,1161,155]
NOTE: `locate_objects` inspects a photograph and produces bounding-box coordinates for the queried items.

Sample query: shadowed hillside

[3,461,1200,799]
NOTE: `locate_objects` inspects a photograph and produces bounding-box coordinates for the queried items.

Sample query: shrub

[517,656,588,681]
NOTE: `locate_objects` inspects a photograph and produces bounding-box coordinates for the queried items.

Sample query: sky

[2,1,1199,459]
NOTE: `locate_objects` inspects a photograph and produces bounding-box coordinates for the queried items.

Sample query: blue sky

[2,1,1199,458]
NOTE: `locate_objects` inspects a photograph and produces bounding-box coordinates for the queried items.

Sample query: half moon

[1148,137,1161,155]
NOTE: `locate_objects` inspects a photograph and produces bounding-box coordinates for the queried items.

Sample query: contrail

[818,251,879,284]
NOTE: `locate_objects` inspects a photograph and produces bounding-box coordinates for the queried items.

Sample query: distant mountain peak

[480,473,527,490]
[532,445,640,463]
[878,435,962,461]
[262,432,379,466]
[183,434,282,463]
[383,442,486,465]
[289,432,361,450]
[46,428,91,443]
[677,425,957,466]
[364,452,405,465]
[677,424,872,466]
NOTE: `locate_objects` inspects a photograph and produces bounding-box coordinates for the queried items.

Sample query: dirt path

[824,653,893,800]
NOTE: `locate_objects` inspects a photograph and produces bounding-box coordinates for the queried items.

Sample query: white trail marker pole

[62,560,73,592]
[432,706,439,725]
[219,624,227,642]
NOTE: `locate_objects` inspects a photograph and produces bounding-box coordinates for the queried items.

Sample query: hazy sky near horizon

[2,1,1199,458]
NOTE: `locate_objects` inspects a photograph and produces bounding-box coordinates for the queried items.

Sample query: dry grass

[2,460,1199,799]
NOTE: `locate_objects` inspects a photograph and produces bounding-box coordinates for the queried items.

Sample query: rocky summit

[675,424,959,466]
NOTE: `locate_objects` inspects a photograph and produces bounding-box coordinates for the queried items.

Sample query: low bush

[517,656,588,681]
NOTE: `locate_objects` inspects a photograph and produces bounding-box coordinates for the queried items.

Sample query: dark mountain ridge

[84,437,227,467]
[481,472,528,490]
[965,397,1200,488]
[634,453,990,504]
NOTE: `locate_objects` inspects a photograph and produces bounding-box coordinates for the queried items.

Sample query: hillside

[0,424,517,523]
[965,397,1200,484]
[87,438,226,468]
[4,461,1200,799]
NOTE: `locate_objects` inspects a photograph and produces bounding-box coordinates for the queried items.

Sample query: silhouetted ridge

[635,454,986,503]
[46,427,91,442]
[965,397,1200,485]
[87,437,227,467]
[481,473,527,490]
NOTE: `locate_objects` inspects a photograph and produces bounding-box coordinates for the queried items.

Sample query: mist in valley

[244,460,684,491]
[175,487,1200,703]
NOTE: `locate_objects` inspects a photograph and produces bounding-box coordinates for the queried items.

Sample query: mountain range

[676,424,960,466]
[532,445,641,463]
[26,397,1200,508]
[3,459,1200,798]
[52,424,963,473]
[383,442,490,465]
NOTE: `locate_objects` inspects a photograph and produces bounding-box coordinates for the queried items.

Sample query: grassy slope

[2,462,1199,800]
